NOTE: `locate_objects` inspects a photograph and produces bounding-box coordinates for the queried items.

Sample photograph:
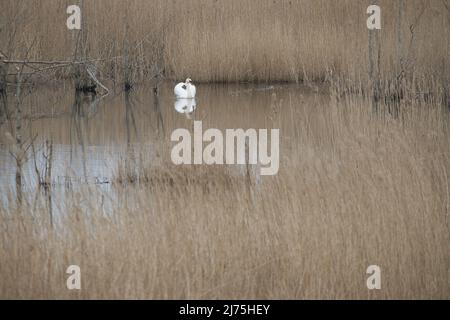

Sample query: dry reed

[1,0,448,85]
[1,88,449,299]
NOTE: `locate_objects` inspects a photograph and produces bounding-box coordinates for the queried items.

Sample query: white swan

[174,78,196,99]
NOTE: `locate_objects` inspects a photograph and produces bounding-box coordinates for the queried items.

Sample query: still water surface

[0,81,330,208]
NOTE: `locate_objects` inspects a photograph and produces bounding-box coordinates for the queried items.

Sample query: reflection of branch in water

[89,90,110,116]
[124,91,139,145]
[124,91,139,181]
[153,82,164,137]
[70,92,89,184]
[14,89,111,122]
[133,83,165,138]
[0,90,10,130]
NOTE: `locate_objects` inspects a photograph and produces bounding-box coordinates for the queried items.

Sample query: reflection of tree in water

[70,92,87,184]
[124,91,139,145]
[129,81,165,139]
[0,90,9,129]
[69,91,107,184]
[124,90,140,182]
[153,82,165,138]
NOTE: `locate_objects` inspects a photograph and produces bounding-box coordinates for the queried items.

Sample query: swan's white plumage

[174,78,196,98]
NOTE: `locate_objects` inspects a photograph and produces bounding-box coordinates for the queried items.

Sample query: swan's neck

[185,83,192,96]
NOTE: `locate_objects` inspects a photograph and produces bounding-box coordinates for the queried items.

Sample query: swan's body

[174,78,196,99]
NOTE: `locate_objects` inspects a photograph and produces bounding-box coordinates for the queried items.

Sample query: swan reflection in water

[174,98,197,118]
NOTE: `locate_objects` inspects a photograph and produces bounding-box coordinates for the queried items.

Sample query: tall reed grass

[0,87,449,299]
[1,0,449,84]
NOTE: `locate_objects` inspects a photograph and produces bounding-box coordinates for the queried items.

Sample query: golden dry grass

[0,89,449,299]
[1,0,449,83]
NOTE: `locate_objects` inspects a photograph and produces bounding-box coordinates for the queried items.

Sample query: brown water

[3,81,447,212]
[0,81,329,208]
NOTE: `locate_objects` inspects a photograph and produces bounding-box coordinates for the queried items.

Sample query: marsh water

[0,81,332,209]
[2,81,448,215]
